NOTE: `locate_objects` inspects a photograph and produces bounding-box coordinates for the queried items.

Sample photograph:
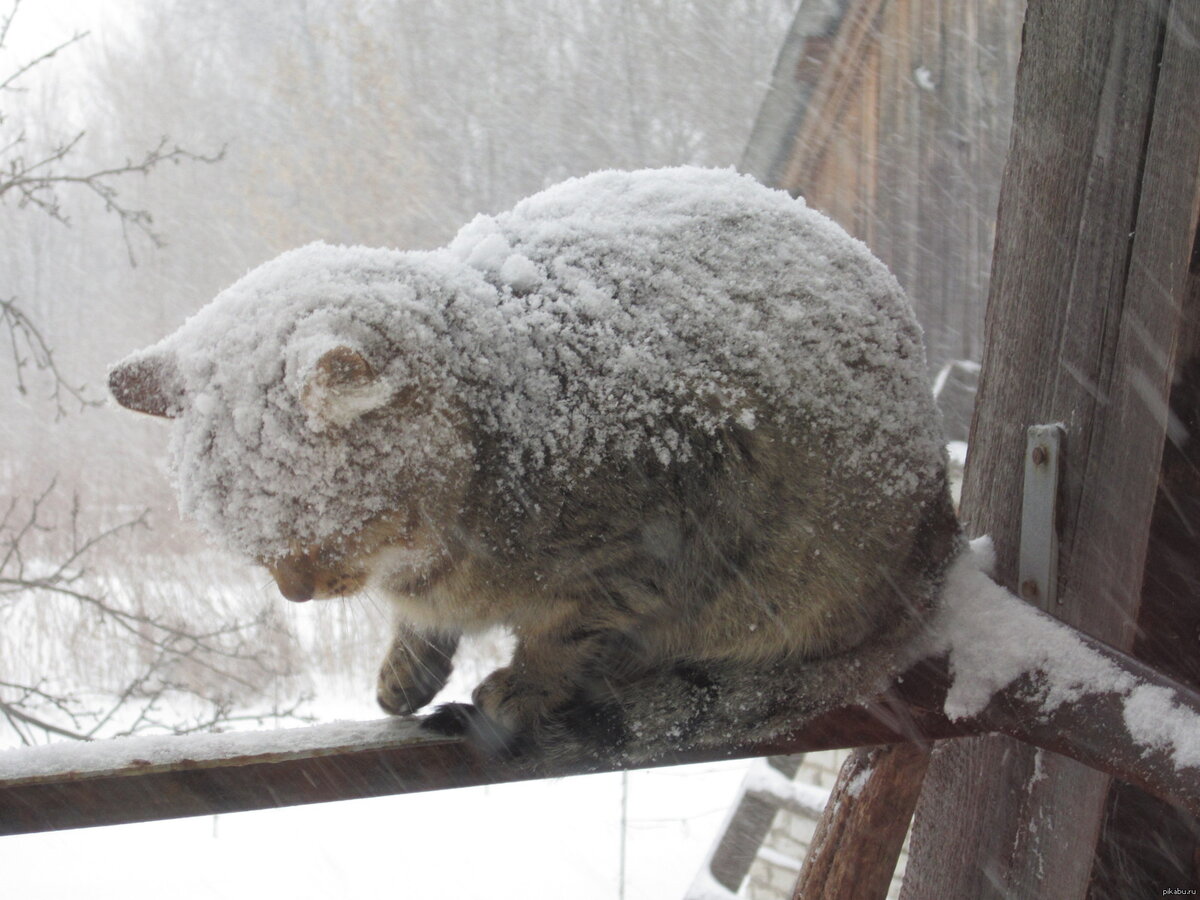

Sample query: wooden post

[1089,77,1200,900]
[792,743,929,900]
[900,0,1200,896]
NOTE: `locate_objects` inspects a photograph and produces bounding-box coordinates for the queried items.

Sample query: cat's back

[445,167,944,524]
[431,170,952,658]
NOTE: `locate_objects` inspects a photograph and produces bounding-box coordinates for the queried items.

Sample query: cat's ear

[108,353,185,418]
[300,345,393,430]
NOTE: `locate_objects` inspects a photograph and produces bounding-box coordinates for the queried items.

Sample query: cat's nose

[267,554,316,602]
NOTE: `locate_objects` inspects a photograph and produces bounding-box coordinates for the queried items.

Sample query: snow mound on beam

[936,539,1200,772]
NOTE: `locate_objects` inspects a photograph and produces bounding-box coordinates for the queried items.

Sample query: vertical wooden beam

[900,0,1200,896]
[1090,5,1200,884]
[792,743,929,900]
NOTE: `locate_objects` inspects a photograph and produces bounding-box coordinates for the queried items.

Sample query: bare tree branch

[0,6,265,742]
[0,28,89,96]
[0,680,91,742]
[0,0,18,51]
[0,133,226,264]
[0,0,222,408]
[0,297,94,415]
[0,487,313,744]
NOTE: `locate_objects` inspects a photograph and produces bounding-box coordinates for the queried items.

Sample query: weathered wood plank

[1089,0,1200,887]
[1091,349,1200,892]
[743,0,888,193]
[901,0,1200,896]
[792,743,929,900]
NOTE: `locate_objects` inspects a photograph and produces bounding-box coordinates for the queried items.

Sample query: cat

[108,167,961,762]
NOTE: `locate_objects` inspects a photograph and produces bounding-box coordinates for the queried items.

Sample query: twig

[0,298,95,415]
[0,0,20,51]
[0,29,89,96]
[0,135,227,264]
[0,697,90,742]
[0,486,306,744]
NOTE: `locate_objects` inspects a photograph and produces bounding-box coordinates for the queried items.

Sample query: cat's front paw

[420,702,480,737]
[377,668,438,716]
[376,631,458,715]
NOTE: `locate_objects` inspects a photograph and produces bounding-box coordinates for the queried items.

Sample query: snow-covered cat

[109,167,959,761]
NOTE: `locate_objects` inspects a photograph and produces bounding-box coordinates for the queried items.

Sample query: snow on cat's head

[108,242,476,563]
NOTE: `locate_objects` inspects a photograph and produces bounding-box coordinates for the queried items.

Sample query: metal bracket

[1019,423,1065,610]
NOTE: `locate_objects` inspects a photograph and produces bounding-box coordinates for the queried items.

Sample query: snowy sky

[6,0,120,47]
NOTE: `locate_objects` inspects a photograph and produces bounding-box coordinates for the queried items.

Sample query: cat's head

[109,243,476,602]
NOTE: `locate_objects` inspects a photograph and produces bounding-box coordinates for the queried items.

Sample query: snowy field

[3,758,748,899]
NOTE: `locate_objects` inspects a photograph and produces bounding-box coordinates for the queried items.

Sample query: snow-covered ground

[4,758,749,899]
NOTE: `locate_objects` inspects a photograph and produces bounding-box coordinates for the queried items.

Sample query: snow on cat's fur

[110,167,959,759]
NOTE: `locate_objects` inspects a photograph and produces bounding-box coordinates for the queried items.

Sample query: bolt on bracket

[1019,423,1065,610]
